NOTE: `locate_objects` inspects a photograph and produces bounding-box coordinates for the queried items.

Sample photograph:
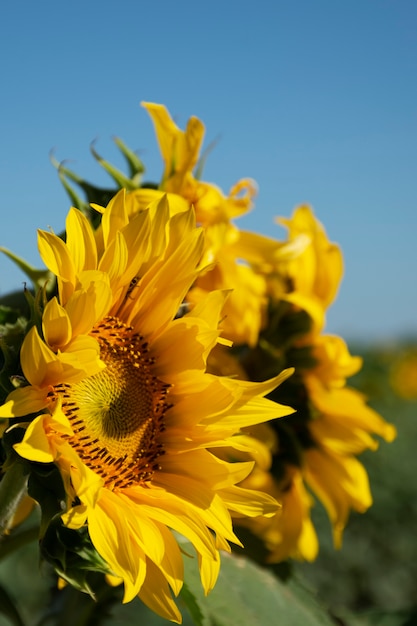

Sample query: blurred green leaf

[0,461,29,535]
[358,608,417,626]
[0,525,39,563]
[0,585,26,626]
[180,545,338,626]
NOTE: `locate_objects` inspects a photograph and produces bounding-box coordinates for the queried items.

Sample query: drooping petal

[138,559,182,624]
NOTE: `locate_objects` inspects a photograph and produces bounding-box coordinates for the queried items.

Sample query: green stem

[0,461,29,534]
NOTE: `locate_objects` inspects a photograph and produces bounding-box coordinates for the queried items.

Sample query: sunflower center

[53,316,170,490]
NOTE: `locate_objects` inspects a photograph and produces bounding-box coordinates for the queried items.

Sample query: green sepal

[90,141,141,191]
[50,153,116,218]
[27,463,111,598]
[194,135,220,181]
[40,520,112,598]
[27,463,67,539]
[0,285,50,398]
[24,282,51,338]
[0,314,27,397]
[0,247,53,292]
[262,301,314,350]
[41,573,121,626]
[113,136,145,182]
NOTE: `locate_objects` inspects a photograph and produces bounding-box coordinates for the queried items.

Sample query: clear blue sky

[1,0,416,343]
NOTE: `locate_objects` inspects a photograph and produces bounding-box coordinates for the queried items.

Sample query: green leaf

[181,547,338,626]
[0,460,29,535]
[0,525,39,563]
[0,314,27,397]
[179,583,204,626]
[357,608,417,626]
[0,584,26,626]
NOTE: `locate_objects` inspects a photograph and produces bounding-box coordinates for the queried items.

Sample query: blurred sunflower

[389,348,417,400]
[0,190,294,623]
[226,206,396,562]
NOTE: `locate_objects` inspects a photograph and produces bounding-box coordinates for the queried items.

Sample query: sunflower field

[0,104,415,626]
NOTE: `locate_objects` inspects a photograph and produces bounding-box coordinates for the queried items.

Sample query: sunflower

[0,190,294,623]
[141,101,257,225]
[218,206,396,562]
[302,334,396,547]
[276,204,344,333]
[389,348,417,400]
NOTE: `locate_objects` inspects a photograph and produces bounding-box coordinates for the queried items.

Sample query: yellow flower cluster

[0,102,397,622]
[122,103,396,562]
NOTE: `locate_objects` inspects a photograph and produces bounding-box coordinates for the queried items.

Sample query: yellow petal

[98,231,128,291]
[0,386,49,417]
[61,504,88,529]
[21,326,59,387]
[304,448,372,547]
[37,229,76,304]
[14,414,55,463]
[88,492,146,600]
[142,102,205,194]
[43,297,72,350]
[220,484,279,518]
[138,559,182,624]
[100,189,129,249]
[65,207,97,272]
[65,275,112,336]
[198,552,221,595]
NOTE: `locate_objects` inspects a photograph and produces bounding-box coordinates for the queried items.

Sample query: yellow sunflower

[275,204,344,333]
[141,101,257,225]
[303,334,396,547]
[212,204,396,562]
[241,336,396,562]
[389,348,417,400]
[0,190,294,623]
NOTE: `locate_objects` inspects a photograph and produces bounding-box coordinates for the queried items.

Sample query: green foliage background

[0,342,416,626]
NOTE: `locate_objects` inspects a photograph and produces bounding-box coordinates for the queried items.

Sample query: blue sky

[1,0,416,342]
